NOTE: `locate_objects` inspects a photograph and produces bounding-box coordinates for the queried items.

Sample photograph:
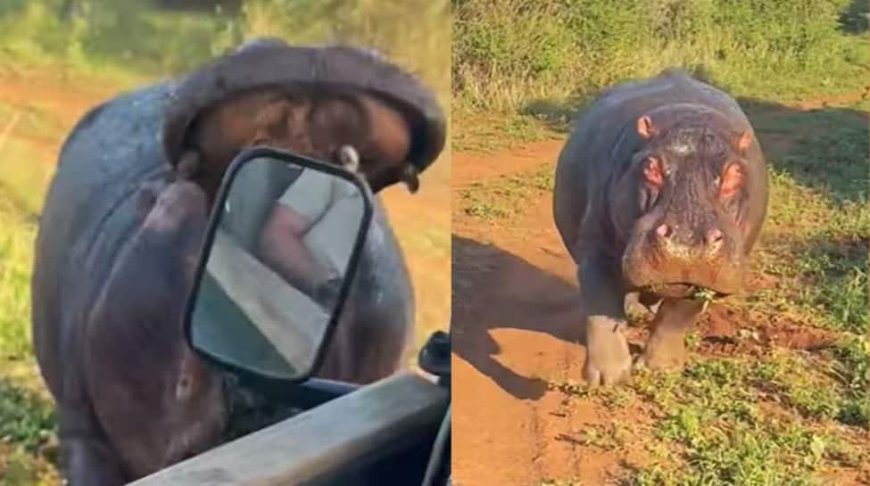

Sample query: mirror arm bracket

[418,330,450,388]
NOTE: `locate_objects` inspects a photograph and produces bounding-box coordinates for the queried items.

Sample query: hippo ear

[636,116,656,140]
[733,130,752,154]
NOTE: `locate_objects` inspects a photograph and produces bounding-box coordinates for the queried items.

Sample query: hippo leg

[60,414,127,486]
[636,298,704,370]
[578,257,632,386]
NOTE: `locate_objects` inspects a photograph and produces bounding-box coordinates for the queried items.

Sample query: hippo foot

[635,332,687,371]
[582,318,633,386]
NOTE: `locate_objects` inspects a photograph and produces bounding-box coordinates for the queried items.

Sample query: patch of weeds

[787,383,841,420]
[0,378,55,452]
[520,97,578,133]
[630,354,864,484]
[632,368,681,408]
[829,335,869,427]
[548,378,591,398]
[538,479,581,486]
[748,352,858,424]
[565,422,630,450]
[792,242,868,334]
[460,191,510,220]
[0,441,59,486]
[549,379,634,408]
[528,167,554,191]
[601,387,634,408]
[0,204,35,361]
[458,170,551,221]
[775,110,868,205]
[685,330,701,351]
[452,108,552,153]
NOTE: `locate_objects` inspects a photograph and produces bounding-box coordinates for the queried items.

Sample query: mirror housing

[183,147,374,382]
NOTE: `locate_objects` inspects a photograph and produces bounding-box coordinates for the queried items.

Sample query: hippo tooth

[337,145,360,173]
[401,165,420,194]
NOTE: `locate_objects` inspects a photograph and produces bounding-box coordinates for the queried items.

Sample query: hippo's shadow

[452,235,585,400]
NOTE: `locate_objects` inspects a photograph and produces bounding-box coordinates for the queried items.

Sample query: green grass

[0,195,57,484]
[0,199,36,361]
[458,166,553,220]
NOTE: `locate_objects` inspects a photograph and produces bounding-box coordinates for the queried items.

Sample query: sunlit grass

[456,88,869,483]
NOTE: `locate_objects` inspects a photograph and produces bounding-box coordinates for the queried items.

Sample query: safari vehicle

[131,148,451,486]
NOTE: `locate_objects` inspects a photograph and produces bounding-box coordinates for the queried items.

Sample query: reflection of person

[259,167,363,310]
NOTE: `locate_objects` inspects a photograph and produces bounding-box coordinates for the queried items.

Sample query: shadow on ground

[738,97,868,204]
[451,235,583,400]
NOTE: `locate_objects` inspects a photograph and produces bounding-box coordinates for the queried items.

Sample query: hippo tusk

[337,145,360,173]
[400,164,420,194]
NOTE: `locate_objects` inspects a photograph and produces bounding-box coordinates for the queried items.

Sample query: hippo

[553,68,768,386]
[84,179,226,479]
[31,39,445,484]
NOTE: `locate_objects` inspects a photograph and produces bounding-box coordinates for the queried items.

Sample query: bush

[0,0,450,98]
[454,0,861,111]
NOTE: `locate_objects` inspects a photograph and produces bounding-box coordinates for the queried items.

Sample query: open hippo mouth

[161,38,446,199]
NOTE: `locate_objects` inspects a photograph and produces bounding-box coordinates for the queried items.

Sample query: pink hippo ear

[636,115,657,140]
[734,130,752,154]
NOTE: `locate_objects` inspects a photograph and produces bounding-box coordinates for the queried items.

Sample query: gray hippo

[553,68,768,386]
[31,39,445,484]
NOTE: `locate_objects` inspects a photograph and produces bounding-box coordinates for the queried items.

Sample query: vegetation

[0,0,450,92]
[453,0,869,150]
[0,1,449,483]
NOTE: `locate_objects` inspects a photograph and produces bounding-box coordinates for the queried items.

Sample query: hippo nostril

[656,224,671,239]
[707,228,724,246]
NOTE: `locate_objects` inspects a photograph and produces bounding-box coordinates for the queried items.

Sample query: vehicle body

[133,148,451,486]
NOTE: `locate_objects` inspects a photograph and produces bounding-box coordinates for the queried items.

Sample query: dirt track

[451,139,623,485]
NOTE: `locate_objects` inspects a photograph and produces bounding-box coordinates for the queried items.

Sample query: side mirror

[184,147,373,382]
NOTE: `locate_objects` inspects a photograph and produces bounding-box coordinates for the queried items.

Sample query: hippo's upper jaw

[162,39,446,200]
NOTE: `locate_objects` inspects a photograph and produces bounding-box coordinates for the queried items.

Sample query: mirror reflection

[190,156,365,380]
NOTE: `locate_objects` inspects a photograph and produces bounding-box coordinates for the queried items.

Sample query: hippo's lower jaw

[621,255,744,297]
[635,282,731,300]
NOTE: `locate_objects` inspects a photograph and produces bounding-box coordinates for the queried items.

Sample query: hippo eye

[642,156,664,189]
[718,162,744,199]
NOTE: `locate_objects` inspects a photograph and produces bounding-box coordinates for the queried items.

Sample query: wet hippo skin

[553,69,768,386]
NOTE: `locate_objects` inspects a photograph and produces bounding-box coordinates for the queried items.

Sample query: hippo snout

[652,222,728,259]
[622,222,746,296]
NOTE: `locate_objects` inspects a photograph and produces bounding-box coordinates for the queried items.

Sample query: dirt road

[451,139,631,485]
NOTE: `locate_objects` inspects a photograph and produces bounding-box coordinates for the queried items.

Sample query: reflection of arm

[259,204,336,296]
[259,170,340,298]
